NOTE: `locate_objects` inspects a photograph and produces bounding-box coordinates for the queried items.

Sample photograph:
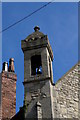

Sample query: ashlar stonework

[53,62,80,118]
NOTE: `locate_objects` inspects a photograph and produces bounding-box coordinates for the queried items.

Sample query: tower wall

[24,47,50,82]
[24,79,54,119]
[21,26,54,119]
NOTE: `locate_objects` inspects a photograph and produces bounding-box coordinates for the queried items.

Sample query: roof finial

[34,26,40,32]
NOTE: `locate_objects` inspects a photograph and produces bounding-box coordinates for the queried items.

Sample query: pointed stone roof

[25,26,45,41]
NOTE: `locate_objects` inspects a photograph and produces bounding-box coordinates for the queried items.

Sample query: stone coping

[55,61,80,85]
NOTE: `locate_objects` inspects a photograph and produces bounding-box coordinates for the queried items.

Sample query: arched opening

[31,55,42,75]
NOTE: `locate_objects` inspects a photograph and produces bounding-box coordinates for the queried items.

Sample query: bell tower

[21,26,54,119]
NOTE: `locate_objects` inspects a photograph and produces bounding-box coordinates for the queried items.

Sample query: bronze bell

[37,67,42,74]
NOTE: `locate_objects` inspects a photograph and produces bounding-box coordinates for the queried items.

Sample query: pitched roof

[10,107,24,120]
[55,61,80,85]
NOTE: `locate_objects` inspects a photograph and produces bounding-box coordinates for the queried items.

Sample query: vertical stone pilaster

[37,101,42,119]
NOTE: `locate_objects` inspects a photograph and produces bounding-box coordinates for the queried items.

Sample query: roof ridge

[55,61,80,85]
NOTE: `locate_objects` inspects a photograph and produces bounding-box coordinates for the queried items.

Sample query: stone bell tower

[21,26,54,119]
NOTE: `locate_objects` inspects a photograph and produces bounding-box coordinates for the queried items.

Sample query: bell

[37,68,42,74]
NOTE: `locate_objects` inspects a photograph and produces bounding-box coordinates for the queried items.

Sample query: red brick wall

[0,73,2,119]
[1,71,17,120]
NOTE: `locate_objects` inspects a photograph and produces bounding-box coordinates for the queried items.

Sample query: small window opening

[31,55,42,75]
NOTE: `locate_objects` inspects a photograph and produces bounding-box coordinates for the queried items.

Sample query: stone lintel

[23,77,50,85]
[23,77,55,86]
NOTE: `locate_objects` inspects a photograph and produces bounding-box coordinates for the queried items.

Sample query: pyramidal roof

[25,26,45,41]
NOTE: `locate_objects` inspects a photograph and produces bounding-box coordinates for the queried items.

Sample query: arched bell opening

[31,55,42,76]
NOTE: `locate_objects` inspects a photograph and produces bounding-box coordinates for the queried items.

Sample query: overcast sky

[2,2,78,112]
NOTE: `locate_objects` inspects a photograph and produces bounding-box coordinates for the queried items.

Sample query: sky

[2,2,78,113]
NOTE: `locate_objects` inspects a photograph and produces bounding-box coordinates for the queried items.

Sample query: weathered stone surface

[22,32,54,119]
[53,62,80,118]
[22,27,54,119]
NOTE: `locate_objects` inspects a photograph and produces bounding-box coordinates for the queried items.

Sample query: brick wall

[53,62,80,118]
[1,71,17,120]
[0,73,2,119]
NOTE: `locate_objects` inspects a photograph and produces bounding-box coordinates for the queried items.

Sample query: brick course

[1,71,17,120]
